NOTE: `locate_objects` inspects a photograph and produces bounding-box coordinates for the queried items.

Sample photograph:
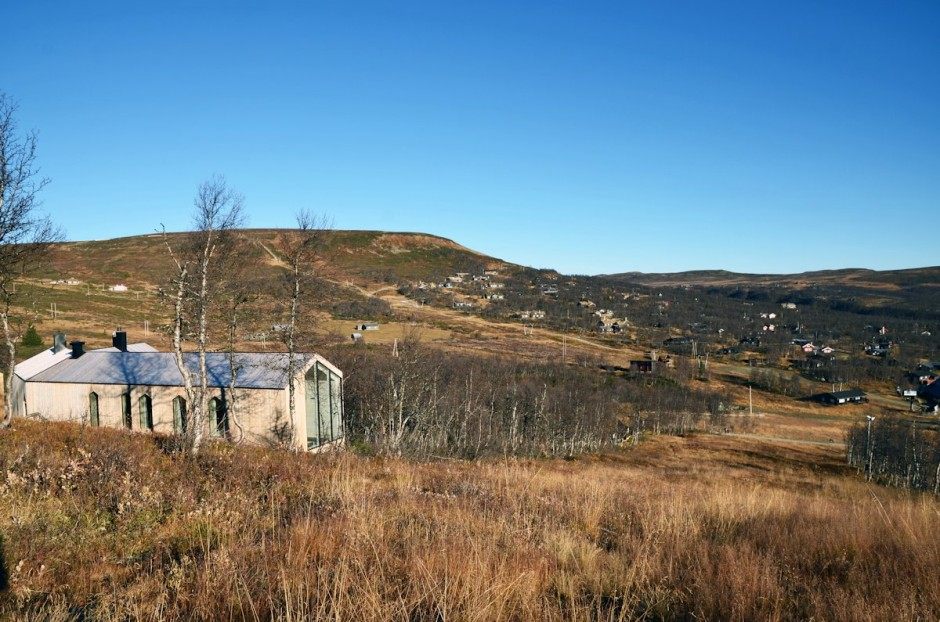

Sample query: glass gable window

[88,392,99,427]
[304,363,344,450]
[138,395,153,431]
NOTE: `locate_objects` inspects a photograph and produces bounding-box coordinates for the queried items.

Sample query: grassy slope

[1,420,938,620]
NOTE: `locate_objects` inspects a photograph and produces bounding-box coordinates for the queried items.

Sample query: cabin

[629,360,656,374]
[817,388,867,406]
[11,331,344,452]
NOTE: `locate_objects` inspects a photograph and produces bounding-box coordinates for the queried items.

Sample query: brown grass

[1,422,938,621]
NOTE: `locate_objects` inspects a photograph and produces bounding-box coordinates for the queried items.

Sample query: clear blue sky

[4,1,938,274]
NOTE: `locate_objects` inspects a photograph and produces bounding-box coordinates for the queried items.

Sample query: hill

[606,266,940,290]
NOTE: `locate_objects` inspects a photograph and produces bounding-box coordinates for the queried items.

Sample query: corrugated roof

[28,351,317,389]
[14,347,73,381]
[98,342,159,353]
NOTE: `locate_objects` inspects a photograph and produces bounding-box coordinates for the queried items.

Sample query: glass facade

[305,362,343,450]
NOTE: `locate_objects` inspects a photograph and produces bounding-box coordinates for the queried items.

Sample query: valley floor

[1,420,938,621]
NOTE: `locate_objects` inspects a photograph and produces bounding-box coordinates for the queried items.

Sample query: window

[317,365,332,443]
[173,396,187,434]
[208,397,228,438]
[305,368,321,449]
[305,364,343,450]
[121,393,132,429]
[138,394,153,431]
[88,392,99,427]
[329,370,343,439]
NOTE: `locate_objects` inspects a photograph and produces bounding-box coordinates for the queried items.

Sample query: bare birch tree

[0,93,62,429]
[162,176,244,453]
[274,211,330,449]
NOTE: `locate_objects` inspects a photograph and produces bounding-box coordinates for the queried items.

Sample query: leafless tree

[274,210,331,448]
[0,93,62,429]
[162,176,245,453]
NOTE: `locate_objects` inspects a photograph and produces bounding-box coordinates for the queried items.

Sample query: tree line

[846,415,940,494]
[329,337,732,458]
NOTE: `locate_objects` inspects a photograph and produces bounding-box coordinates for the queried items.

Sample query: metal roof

[97,342,159,353]
[827,388,866,399]
[14,347,73,381]
[28,351,322,389]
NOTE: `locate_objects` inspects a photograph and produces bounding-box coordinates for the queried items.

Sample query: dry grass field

[1,420,937,621]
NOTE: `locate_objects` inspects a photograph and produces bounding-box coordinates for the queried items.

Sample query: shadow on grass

[0,532,8,592]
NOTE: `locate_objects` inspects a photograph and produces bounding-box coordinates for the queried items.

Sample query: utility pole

[749,384,753,416]
[562,335,567,364]
[866,415,875,480]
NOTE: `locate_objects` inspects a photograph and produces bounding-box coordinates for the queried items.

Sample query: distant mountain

[604,267,940,290]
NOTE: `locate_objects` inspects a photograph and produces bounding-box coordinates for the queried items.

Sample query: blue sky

[3,1,938,274]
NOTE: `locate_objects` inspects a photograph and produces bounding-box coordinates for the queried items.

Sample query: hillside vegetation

[1,420,938,620]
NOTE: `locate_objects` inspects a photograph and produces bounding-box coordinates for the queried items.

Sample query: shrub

[20,325,42,348]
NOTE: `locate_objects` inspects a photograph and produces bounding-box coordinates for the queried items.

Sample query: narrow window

[317,365,332,443]
[305,367,321,449]
[329,371,343,440]
[173,396,187,434]
[138,394,153,431]
[88,392,99,427]
[121,393,132,429]
[208,397,228,438]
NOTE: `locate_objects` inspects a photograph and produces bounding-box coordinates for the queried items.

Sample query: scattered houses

[515,310,546,321]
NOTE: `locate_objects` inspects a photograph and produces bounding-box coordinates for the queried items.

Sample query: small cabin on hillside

[11,331,344,451]
[629,360,656,374]
[817,388,867,406]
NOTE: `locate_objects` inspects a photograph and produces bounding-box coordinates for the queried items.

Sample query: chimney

[52,332,67,353]
[112,329,128,352]
[70,341,85,358]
